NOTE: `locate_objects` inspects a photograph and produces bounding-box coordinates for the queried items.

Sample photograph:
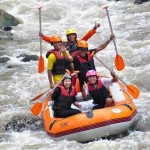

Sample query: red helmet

[86,70,97,78]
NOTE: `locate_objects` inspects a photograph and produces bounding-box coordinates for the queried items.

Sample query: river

[0,0,150,149]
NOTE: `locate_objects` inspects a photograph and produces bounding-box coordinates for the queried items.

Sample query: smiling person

[51,75,82,118]
[65,22,100,56]
[62,34,115,91]
[46,34,71,89]
[39,22,100,80]
[39,22,100,56]
[82,70,118,109]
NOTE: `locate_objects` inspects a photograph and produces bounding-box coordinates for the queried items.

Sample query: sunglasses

[78,48,88,51]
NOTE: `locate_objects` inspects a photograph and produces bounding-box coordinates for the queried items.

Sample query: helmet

[66,29,77,35]
[86,70,97,78]
[77,40,88,48]
[51,34,62,42]
[62,74,72,82]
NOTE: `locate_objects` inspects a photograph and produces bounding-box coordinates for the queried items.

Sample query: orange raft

[42,81,137,142]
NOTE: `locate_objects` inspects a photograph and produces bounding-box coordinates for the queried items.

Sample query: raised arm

[110,70,118,82]
[94,34,115,54]
[81,82,88,100]
[39,32,51,43]
[81,22,100,41]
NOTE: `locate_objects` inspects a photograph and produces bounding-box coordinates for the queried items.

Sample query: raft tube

[42,81,137,142]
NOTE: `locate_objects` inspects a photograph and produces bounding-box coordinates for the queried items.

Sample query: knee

[105,98,114,107]
[106,98,113,103]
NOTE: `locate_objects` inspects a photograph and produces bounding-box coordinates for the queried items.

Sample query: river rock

[134,0,149,4]
[0,9,21,27]
[0,57,10,63]
[110,0,150,3]
[17,54,39,62]
[0,9,23,40]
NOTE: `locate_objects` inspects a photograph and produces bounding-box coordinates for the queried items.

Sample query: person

[39,22,100,56]
[64,24,99,75]
[61,34,115,91]
[65,22,100,55]
[51,75,82,118]
[46,34,71,88]
[82,70,118,109]
[39,22,100,81]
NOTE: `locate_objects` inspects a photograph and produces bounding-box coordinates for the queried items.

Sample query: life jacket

[46,49,71,75]
[74,52,95,79]
[87,79,111,108]
[53,85,76,110]
[65,41,78,56]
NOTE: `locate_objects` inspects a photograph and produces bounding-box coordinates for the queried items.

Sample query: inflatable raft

[42,81,137,142]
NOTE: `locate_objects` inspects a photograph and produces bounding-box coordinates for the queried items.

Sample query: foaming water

[0,0,150,149]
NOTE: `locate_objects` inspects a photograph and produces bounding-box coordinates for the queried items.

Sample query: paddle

[31,102,42,116]
[31,69,70,101]
[30,73,68,116]
[31,70,79,116]
[103,6,125,71]
[31,89,51,101]
[94,55,140,99]
[31,75,66,102]
[38,7,44,73]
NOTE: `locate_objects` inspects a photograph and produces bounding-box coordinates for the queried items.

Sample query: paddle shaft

[94,55,126,85]
[44,73,68,95]
[31,72,69,101]
[95,55,140,99]
[39,7,42,56]
[31,72,70,115]
[104,6,118,54]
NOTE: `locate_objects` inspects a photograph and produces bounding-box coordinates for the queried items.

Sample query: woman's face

[87,75,97,85]
[63,78,72,88]
[53,41,62,50]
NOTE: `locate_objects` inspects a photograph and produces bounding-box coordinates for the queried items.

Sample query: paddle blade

[38,56,44,73]
[31,102,42,116]
[115,54,125,71]
[127,84,140,99]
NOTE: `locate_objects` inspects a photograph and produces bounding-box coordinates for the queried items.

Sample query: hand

[109,34,115,41]
[110,70,118,82]
[60,43,67,52]
[82,81,87,90]
[78,104,82,109]
[71,70,79,77]
[49,91,53,95]
[94,21,100,30]
[39,32,43,37]
[50,83,55,89]
[110,70,116,77]
[76,102,82,108]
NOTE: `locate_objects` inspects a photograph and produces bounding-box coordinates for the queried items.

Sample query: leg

[54,109,81,118]
[105,98,114,108]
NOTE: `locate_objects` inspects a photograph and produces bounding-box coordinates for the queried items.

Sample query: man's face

[87,75,97,85]
[78,48,88,57]
[67,33,76,42]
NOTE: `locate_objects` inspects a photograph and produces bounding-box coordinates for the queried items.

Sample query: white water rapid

[0,0,150,149]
